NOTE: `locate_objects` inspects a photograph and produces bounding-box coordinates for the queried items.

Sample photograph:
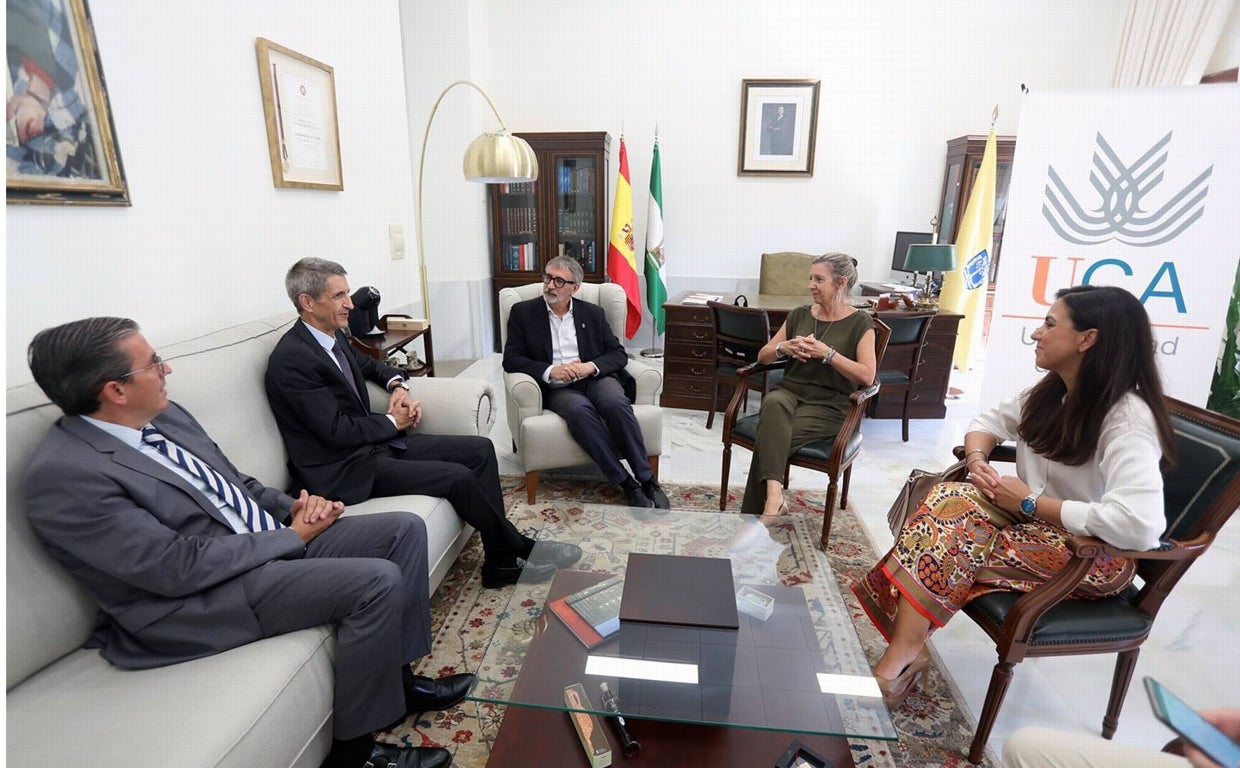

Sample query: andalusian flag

[644,140,667,334]
[607,139,642,338]
[939,129,996,370]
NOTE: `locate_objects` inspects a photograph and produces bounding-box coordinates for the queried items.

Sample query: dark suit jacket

[265,321,406,504]
[503,296,635,402]
[23,402,302,669]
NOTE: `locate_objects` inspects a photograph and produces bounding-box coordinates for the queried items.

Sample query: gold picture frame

[737,79,820,177]
[6,0,130,206]
[255,38,343,191]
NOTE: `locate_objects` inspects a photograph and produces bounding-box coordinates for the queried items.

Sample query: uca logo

[1042,132,1212,247]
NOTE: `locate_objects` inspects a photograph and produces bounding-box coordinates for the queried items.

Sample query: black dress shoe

[528,540,583,568]
[480,557,557,588]
[405,672,476,714]
[641,479,671,510]
[620,477,654,508]
[362,742,451,768]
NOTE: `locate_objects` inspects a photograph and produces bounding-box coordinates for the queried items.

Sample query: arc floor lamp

[416,80,539,321]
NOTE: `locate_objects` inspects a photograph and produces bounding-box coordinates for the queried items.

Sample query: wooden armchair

[950,398,1240,763]
[720,319,891,548]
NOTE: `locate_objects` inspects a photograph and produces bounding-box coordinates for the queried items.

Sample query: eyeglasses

[120,355,168,379]
[542,273,577,288]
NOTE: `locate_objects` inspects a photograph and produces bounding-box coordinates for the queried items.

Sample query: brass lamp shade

[903,243,957,272]
[463,132,539,183]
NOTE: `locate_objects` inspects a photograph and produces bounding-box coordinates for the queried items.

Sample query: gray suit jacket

[23,401,305,669]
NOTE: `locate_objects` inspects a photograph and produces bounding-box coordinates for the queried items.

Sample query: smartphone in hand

[1144,676,1240,767]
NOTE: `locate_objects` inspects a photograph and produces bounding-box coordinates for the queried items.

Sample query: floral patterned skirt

[852,482,1136,639]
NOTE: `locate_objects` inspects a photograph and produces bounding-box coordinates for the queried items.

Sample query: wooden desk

[348,321,435,378]
[661,292,961,419]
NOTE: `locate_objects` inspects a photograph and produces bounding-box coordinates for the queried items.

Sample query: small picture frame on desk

[775,739,832,768]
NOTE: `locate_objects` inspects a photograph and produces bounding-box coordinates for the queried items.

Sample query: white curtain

[1112,0,1235,86]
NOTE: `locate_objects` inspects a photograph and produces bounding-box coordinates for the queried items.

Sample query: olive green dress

[740,306,874,515]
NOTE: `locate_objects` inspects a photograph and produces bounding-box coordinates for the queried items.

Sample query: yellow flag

[939,130,996,370]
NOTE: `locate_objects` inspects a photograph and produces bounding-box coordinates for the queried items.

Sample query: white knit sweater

[967,391,1165,551]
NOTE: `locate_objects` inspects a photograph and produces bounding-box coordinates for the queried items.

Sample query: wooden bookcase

[936,134,1017,288]
[488,131,611,349]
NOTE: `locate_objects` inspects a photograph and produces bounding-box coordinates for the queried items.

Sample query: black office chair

[874,311,936,442]
[705,301,781,430]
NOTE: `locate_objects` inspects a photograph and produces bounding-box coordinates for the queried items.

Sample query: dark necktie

[331,342,362,402]
[334,341,407,451]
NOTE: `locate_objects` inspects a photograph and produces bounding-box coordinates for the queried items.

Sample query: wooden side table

[348,315,435,377]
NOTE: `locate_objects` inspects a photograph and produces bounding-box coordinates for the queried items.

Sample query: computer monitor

[891,231,933,275]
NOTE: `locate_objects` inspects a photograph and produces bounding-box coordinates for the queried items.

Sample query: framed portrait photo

[255,38,343,191]
[6,0,130,206]
[737,79,820,177]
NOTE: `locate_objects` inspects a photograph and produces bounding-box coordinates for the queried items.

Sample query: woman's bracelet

[965,448,988,464]
[823,347,837,365]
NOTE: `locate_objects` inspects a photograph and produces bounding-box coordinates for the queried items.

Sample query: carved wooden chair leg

[839,466,853,510]
[720,445,732,511]
[969,660,1016,764]
[647,455,660,481]
[1103,648,1141,739]
[821,485,840,549]
[525,471,539,505]
[706,383,720,430]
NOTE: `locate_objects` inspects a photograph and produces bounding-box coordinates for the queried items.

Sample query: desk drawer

[665,305,713,325]
[666,324,713,344]
[665,340,713,364]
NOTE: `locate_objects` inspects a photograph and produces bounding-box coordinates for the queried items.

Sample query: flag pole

[641,126,665,359]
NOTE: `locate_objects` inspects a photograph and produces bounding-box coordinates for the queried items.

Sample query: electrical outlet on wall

[389,225,405,260]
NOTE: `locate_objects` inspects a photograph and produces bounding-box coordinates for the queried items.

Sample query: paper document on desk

[681,293,723,305]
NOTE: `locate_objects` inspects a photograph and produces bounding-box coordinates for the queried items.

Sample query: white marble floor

[459,353,1240,763]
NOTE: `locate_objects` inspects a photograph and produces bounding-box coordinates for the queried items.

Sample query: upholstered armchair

[759,252,815,295]
[498,282,664,503]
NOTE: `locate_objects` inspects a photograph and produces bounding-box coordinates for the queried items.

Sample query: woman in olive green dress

[740,253,878,517]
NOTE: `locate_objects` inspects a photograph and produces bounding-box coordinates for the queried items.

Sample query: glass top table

[465,504,897,741]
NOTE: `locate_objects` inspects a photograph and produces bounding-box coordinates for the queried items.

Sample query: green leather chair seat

[732,415,859,463]
[967,585,1151,646]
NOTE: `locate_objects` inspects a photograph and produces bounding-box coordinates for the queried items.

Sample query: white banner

[983,86,1240,409]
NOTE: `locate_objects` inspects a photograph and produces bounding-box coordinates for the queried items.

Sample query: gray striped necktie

[141,426,285,532]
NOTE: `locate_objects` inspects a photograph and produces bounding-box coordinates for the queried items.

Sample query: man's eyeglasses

[542,273,577,288]
[120,355,168,379]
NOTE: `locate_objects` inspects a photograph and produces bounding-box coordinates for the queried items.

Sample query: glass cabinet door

[552,154,598,274]
[496,181,540,274]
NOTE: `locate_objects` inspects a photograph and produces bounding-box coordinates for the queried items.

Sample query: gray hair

[28,317,140,416]
[812,252,859,292]
[546,255,584,285]
[285,257,347,310]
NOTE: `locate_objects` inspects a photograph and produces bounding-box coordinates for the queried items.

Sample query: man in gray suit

[23,317,468,768]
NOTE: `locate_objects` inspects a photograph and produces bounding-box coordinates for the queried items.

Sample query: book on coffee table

[619,553,740,629]
[549,575,623,649]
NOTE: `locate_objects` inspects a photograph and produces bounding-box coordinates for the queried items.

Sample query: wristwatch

[1020,492,1040,518]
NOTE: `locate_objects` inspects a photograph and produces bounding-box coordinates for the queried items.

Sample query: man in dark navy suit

[502,256,669,509]
[264,258,581,589]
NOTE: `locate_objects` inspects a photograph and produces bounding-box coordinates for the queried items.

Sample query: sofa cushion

[6,628,334,767]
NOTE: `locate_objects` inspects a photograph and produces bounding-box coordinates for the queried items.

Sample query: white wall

[402,0,1135,349]
[6,0,419,386]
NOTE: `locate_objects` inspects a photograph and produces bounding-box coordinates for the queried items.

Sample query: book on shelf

[681,292,723,305]
[548,574,623,649]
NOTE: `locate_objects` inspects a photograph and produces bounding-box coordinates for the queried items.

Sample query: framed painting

[737,79,820,177]
[255,38,343,191]
[6,0,130,205]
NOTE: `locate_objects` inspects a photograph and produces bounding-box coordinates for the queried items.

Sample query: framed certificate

[255,38,343,191]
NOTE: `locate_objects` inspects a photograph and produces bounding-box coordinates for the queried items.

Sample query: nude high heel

[875,645,932,709]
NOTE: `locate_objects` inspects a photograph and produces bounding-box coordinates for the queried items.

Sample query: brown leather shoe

[876,645,932,709]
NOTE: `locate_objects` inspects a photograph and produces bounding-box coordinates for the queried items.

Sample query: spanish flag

[939,130,996,370]
[607,139,642,338]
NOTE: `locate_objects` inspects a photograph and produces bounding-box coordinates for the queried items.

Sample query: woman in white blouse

[853,285,1176,708]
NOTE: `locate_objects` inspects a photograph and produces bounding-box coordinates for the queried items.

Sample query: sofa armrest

[365,377,495,438]
[627,361,663,405]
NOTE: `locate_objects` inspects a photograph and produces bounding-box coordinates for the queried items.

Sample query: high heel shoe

[875,645,932,709]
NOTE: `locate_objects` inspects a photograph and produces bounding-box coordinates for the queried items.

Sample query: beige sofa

[6,315,494,767]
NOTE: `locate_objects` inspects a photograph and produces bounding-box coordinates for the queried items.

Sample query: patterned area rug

[383,478,998,767]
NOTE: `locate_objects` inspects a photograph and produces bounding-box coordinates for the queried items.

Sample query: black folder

[619,553,739,630]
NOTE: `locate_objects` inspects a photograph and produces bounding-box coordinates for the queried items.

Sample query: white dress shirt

[543,298,599,386]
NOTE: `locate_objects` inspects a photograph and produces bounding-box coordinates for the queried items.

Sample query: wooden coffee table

[466,507,896,767]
